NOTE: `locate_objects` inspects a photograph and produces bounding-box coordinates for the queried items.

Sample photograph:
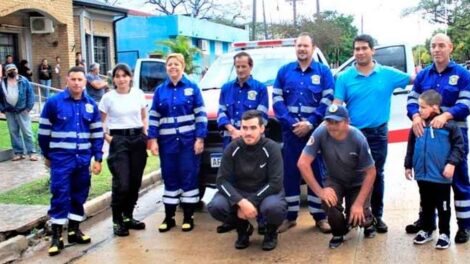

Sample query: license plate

[210,153,222,168]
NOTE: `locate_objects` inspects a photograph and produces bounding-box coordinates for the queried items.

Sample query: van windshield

[199,47,297,90]
[140,61,167,93]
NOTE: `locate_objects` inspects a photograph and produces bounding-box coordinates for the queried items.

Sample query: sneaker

[364,224,376,238]
[413,230,433,244]
[29,154,39,161]
[375,218,388,233]
[405,219,422,234]
[329,236,344,249]
[435,233,450,249]
[277,220,296,233]
[455,228,470,244]
[317,219,332,234]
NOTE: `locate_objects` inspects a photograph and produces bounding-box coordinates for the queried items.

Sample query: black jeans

[108,133,148,222]
[418,181,451,235]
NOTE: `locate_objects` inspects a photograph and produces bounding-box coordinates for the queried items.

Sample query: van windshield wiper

[202,87,220,91]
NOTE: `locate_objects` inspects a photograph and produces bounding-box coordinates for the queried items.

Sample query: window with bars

[93,36,109,75]
[0,33,18,65]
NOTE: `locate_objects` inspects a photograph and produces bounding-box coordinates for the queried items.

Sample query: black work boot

[217,222,236,233]
[113,220,130,237]
[48,224,64,257]
[123,216,146,230]
[181,203,195,232]
[262,224,279,251]
[455,228,470,244]
[68,220,91,244]
[375,217,388,233]
[235,220,254,249]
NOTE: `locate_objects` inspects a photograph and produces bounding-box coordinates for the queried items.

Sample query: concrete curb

[0,170,161,264]
[0,235,28,264]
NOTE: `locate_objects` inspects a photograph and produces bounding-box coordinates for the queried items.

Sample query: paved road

[16,143,470,264]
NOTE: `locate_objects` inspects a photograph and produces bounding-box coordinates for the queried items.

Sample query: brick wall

[1,1,76,88]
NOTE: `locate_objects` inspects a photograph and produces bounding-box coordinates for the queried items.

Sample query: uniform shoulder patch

[311,74,321,85]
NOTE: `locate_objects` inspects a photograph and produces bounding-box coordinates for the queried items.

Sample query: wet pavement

[14,143,470,263]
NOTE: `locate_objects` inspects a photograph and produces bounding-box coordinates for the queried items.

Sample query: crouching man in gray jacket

[208,110,287,251]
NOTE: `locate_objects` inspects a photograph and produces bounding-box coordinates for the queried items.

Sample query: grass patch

[0,120,39,149]
[0,153,160,205]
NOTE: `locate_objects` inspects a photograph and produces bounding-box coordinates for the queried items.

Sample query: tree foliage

[403,0,470,61]
[261,11,358,66]
[155,36,201,74]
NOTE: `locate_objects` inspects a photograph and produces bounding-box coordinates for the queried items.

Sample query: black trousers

[108,133,148,222]
[417,180,451,235]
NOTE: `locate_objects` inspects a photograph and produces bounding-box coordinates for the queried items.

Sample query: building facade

[116,15,249,71]
[0,0,125,87]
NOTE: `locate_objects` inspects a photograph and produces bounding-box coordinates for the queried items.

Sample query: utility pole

[316,0,320,17]
[252,0,257,40]
[285,0,303,27]
[262,0,268,39]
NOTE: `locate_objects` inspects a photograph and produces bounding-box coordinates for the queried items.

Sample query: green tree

[403,0,470,61]
[155,36,201,74]
[413,44,432,66]
[262,11,358,66]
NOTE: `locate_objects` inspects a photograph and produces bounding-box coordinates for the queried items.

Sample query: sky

[124,0,446,46]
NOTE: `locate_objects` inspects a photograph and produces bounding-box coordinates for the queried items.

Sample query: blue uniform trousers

[282,131,326,221]
[160,148,201,206]
[453,128,470,229]
[48,155,91,224]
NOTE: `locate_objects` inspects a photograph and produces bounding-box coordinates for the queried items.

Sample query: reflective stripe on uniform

[288,106,299,113]
[39,118,51,125]
[149,110,160,117]
[273,88,283,95]
[195,116,208,123]
[194,106,206,113]
[273,96,284,104]
[257,105,268,113]
[38,129,51,135]
[90,122,102,129]
[285,196,300,203]
[300,106,315,114]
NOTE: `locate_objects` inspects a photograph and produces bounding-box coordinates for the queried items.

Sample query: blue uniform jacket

[272,61,334,130]
[407,61,470,126]
[38,89,104,164]
[404,118,464,184]
[0,76,35,113]
[148,76,208,153]
[217,76,268,130]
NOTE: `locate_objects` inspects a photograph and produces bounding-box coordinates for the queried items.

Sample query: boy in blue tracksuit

[404,90,464,249]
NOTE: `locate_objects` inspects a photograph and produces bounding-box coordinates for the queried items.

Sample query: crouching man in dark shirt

[298,105,377,249]
[208,110,287,251]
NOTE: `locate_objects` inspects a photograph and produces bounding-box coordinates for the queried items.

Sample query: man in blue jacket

[0,63,38,161]
[38,66,104,256]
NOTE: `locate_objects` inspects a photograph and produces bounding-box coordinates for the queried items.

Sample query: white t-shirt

[99,88,147,130]
[2,80,19,107]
